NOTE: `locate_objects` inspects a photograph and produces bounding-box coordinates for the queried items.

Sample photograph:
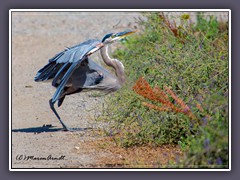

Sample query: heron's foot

[62,127,93,132]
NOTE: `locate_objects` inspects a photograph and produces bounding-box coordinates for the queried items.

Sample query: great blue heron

[35,30,136,131]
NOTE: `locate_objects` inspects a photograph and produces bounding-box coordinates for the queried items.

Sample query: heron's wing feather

[35,39,103,104]
[51,61,82,103]
[37,63,60,81]
[53,39,100,64]
[50,40,103,103]
[49,51,65,62]
[35,39,101,82]
[34,62,55,81]
[52,63,70,87]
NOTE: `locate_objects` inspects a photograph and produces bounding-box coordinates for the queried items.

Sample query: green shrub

[99,12,229,168]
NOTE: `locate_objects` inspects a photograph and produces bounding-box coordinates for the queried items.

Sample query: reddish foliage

[133,76,196,119]
[159,12,185,44]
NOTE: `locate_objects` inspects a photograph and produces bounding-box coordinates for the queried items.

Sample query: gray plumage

[34,30,135,131]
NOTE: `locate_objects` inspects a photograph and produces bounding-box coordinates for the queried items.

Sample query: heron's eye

[111,34,116,38]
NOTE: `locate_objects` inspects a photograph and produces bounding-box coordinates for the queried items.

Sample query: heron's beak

[87,43,104,56]
[112,30,137,41]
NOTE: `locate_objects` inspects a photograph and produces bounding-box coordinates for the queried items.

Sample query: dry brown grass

[76,137,183,168]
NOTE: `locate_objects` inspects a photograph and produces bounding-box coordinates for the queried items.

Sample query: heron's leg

[49,99,93,132]
[49,99,70,131]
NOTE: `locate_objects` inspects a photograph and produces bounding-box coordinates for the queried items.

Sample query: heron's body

[57,57,122,107]
[34,30,135,131]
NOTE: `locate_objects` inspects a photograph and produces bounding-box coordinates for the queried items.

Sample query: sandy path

[11,11,141,168]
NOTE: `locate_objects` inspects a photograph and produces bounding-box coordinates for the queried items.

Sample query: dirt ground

[11,11,143,169]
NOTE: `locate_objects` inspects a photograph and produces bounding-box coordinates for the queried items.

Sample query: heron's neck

[100,44,125,86]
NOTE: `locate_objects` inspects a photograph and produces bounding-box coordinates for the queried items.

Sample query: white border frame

[9,9,231,171]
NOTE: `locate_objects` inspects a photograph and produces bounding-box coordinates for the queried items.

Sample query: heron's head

[102,30,136,44]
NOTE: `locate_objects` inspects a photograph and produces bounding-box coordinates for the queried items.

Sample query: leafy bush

[99,12,229,168]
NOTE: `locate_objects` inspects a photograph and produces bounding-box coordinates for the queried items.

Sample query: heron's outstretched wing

[34,39,101,82]
[34,39,102,103]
